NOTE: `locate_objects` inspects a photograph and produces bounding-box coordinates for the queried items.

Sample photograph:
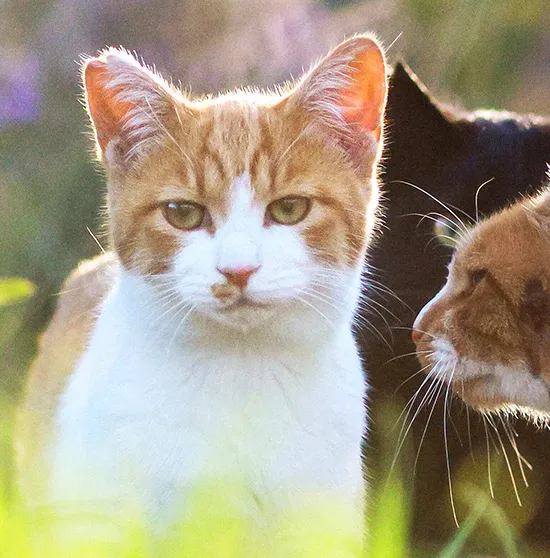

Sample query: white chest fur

[50,272,367,542]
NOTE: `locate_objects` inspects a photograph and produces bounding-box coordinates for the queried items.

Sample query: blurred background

[1,0,549,555]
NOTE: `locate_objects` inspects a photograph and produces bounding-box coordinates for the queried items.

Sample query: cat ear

[388,62,451,128]
[82,48,185,166]
[287,35,388,167]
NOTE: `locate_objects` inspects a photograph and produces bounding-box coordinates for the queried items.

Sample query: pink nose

[411,328,424,346]
[217,265,260,289]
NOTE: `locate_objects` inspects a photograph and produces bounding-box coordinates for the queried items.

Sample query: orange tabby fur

[413,189,550,418]
[18,35,387,504]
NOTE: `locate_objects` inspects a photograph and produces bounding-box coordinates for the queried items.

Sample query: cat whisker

[355,300,395,345]
[485,413,522,506]
[300,287,346,316]
[483,418,495,499]
[474,178,495,223]
[390,362,434,395]
[384,349,433,367]
[465,403,475,462]
[295,295,336,330]
[413,366,447,475]
[392,180,472,236]
[405,212,466,245]
[500,417,530,488]
[363,278,412,312]
[167,303,197,353]
[86,226,107,255]
[390,362,444,470]
[393,361,439,428]
[443,364,459,527]
[352,312,393,352]
[390,325,437,340]
[359,295,400,324]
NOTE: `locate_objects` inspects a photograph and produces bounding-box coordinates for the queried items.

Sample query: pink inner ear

[84,60,134,152]
[339,47,386,141]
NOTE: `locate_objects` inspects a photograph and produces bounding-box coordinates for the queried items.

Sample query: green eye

[434,218,461,249]
[267,196,311,226]
[162,201,210,231]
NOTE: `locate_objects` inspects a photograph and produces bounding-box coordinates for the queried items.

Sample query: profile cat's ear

[287,35,388,167]
[82,48,185,167]
[388,62,451,127]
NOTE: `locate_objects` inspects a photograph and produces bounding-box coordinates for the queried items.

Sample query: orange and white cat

[18,36,387,549]
[413,187,550,422]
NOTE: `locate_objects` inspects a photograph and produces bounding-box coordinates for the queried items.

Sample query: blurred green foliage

[1,0,549,554]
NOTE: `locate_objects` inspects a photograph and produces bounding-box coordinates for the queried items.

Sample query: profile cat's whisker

[391,325,437,340]
[443,364,459,527]
[391,360,435,395]
[392,361,437,428]
[485,414,522,506]
[384,350,433,366]
[465,404,474,461]
[474,178,495,223]
[501,417,530,488]
[149,298,193,333]
[392,180,472,236]
[391,362,444,469]
[413,366,447,475]
[406,212,466,245]
[482,418,495,499]
[388,364,446,482]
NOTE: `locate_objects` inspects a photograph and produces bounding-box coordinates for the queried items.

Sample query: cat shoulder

[18,252,117,499]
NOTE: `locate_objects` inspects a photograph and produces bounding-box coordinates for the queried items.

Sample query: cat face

[83,38,387,330]
[413,193,550,417]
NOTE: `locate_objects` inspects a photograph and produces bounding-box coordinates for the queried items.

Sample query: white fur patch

[428,336,550,415]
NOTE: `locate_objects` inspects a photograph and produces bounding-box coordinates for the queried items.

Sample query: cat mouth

[218,296,271,312]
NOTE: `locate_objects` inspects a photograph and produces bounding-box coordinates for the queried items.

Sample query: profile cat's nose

[411,327,424,346]
[412,311,427,345]
[217,265,261,289]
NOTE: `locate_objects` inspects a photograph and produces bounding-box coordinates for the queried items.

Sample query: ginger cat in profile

[413,186,550,421]
[18,36,387,552]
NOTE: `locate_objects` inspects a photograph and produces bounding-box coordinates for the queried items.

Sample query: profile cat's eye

[471,268,487,286]
[267,196,311,225]
[162,201,211,231]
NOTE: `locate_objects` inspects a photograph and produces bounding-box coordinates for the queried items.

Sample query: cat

[412,185,550,421]
[17,35,387,552]
[363,63,550,545]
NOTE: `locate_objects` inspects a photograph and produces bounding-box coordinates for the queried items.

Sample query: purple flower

[0,52,41,127]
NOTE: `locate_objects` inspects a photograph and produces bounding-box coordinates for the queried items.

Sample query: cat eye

[267,196,311,226]
[471,268,487,286]
[162,201,211,231]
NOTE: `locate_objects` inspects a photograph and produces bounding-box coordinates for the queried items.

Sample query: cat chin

[199,302,277,331]
[422,337,550,417]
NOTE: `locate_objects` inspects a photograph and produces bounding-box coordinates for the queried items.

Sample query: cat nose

[412,312,427,345]
[217,265,261,289]
[411,327,424,346]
